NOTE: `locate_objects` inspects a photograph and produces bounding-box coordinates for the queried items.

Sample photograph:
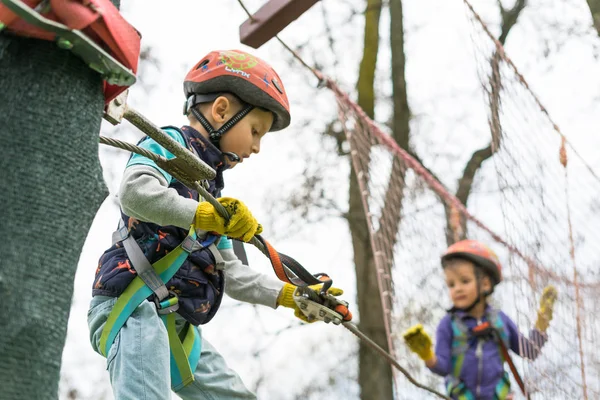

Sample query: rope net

[316,2,600,397]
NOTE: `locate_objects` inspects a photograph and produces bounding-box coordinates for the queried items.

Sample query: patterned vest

[92,125,227,326]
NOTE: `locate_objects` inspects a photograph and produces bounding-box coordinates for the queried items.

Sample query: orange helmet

[183,49,290,132]
[441,240,502,286]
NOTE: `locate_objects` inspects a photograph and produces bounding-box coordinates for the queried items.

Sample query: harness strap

[495,333,530,399]
[123,235,170,301]
[254,234,333,290]
[445,380,475,400]
[99,225,216,390]
[494,372,511,400]
[162,312,202,391]
[0,0,140,103]
[206,242,225,270]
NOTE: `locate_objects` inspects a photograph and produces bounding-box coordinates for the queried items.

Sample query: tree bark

[0,25,109,400]
[585,0,600,37]
[351,1,396,399]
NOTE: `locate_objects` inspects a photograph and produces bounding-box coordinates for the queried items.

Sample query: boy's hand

[194,197,262,242]
[403,324,434,362]
[535,285,558,333]
[277,283,345,323]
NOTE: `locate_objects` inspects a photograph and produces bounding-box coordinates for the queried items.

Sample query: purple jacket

[429,306,547,399]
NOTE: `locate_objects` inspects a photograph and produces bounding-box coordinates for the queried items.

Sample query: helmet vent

[272,78,283,94]
[196,59,210,70]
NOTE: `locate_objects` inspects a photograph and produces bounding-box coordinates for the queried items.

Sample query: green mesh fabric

[0,35,108,399]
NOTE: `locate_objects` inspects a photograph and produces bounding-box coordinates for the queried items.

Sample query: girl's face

[444,260,481,310]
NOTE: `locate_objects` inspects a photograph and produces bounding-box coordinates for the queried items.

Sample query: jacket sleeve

[119,165,198,228]
[219,247,284,309]
[502,311,547,360]
[429,315,453,376]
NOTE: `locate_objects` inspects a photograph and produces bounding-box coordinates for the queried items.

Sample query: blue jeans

[88,296,256,400]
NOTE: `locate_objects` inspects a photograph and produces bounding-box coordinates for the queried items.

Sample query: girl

[403,240,557,399]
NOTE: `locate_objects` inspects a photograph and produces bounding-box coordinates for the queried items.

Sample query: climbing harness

[449,310,530,400]
[100,97,450,399]
[99,224,216,390]
[0,0,140,103]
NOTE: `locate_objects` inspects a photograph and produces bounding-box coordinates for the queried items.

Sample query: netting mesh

[319,1,600,397]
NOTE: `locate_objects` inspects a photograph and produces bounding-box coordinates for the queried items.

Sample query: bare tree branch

[585,0,600,37]
[498,0,527,45]
[447,2,526,243]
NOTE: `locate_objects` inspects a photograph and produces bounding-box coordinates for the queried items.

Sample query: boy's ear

[211,96,231,123]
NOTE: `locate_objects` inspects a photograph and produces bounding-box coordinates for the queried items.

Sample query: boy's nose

[252,141,260,154]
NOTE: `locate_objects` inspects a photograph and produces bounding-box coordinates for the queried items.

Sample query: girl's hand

[403,324,435,362]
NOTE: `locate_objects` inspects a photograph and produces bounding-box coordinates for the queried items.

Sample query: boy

[89,49,343,399]
[403,239,557,399]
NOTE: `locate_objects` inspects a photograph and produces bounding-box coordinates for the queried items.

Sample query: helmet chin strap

[221,151,240,163]
[189,104,254,164]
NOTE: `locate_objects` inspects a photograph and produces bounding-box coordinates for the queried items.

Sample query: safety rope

[343,322,449,399]
[559,138,589,400]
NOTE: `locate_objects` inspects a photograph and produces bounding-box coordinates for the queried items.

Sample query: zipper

[476,318,484,398]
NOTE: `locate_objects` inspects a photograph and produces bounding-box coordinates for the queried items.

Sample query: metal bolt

[333,318,341,325]
[300,303,307,310]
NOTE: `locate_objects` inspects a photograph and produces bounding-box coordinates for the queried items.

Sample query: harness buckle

[471,321,495,339]
[111,222,130,244]
[154,291,180,315]
[181,235,202,253]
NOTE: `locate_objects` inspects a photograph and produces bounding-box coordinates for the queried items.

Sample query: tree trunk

[585,0,600,37]
[352,1,395,399]
[0,30,108,400]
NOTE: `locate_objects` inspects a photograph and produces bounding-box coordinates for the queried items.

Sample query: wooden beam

[239,0,319,49]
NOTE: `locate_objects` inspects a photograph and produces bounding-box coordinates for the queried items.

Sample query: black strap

[190,105,254,149]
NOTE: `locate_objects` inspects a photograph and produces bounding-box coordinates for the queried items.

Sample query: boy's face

[219,107,273,168]
[443,259,487,310]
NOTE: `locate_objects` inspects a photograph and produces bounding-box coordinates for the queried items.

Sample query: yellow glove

[535,285,558,332]
[277,283,344,323]
[194,197,262,242]
[403,324,434,362]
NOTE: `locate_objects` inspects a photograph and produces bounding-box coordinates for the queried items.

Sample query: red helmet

[441,240,502,286]
[183,49,290,132]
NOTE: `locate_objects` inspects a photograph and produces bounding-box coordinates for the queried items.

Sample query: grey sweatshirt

[119,164,284,309]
